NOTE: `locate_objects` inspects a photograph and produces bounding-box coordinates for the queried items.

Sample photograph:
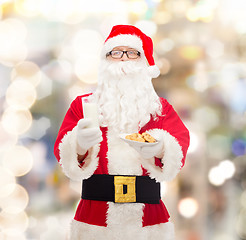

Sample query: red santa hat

[102,25,160,78]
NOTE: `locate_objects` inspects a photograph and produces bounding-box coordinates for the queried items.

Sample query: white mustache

[101,60,147,78]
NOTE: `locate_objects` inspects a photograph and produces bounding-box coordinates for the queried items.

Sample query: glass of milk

[82,98,99,128]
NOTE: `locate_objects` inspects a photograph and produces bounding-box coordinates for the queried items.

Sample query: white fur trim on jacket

[141,129,183,182]
[70,219,174,240]
[106,129,143,175]
[58,126,100,181]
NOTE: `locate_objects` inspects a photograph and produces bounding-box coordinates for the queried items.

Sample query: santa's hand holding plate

[126,134,164,159]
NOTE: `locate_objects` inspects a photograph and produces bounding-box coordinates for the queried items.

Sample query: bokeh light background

[0,0,246,239]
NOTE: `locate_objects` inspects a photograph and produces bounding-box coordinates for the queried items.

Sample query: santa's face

[106,46,141,62]
[90,46,161,133]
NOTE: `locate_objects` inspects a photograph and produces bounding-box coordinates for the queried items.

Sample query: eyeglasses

[106,50,141,59]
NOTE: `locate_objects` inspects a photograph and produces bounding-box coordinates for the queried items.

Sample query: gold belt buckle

[114,176,136,203]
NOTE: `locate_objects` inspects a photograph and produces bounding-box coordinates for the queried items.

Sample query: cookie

[142,132,156,143]
[125,133,145,142]
[125,132,156,143]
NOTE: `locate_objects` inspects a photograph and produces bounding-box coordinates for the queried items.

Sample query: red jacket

[54,94,189,239]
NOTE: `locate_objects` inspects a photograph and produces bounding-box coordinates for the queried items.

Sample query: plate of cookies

[120,132,158,147]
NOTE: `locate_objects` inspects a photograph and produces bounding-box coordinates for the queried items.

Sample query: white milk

[82,102,99,128]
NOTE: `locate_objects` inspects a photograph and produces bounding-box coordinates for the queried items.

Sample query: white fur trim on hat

[58,125,100,181]
[148,65,160,78]
[102,34,144,57]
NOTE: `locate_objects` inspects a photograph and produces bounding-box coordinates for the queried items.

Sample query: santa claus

[54,25,190,240]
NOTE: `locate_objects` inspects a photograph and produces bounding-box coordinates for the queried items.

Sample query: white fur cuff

[58,126,100,181]
[141,129,183,182]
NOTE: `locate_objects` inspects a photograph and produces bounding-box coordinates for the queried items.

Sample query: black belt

[82,174,160,204]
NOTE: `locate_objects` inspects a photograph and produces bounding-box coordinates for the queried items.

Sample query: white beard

[89,59,162,133]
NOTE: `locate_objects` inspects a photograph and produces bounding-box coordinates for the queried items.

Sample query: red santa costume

[54,25,190,240]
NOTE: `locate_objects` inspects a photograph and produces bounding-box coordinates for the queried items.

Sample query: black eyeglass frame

[106,50,141,59]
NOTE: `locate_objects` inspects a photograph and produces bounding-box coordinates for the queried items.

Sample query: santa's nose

[121,52,129,61]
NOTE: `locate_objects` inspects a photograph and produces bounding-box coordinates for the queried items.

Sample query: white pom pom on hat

[102,25,160,78]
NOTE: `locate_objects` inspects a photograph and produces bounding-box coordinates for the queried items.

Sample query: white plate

[119,133,158,147]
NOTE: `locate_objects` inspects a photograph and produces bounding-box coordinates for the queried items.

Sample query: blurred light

[186,4,214,22]
[179,46,203,60]
[14,0,40,17]
[208,166,225,186]
[0,184,29,214]
[42,0,82,23]
[161,182,167,197]
[0,0,13,4]
[0,167,16,198]
[229,79,246,114]
[235,21,246,34]
[192,106,219,132]
[171,0,189,16]
[206,40,224,58]
[218,0,246,26]
[29,142,47,173]
[74,55,99,84]
[38,0,126,20]
[28,216,38,229]
[72,29,104,57]
[0,18,28,66]
[154,11,172,24]
[160,58,171,75]
[72,29,102,83]
[57,44,73,62]
[157,58,171,75]
[187,131,199,154]
[158,38,175,53]
[25,117,51,140]
[69,180,81,194]
[1,108,32,135]
[213,233,233,240]
[178,197,198,218]
[42,60,73,85]
[0,122,18,153]
[128,1,148,16]
[187,70,220,92]
[135,20,157,37]
[68,84,85,101]
[218,160,235,179]
[186,7,200,22]
[0,210,29,234]
[0,231,26,240]
[11,61,42,87]
[3,145,33,177]
[207,135,231,159]
[77,0,126,14]
[236,209,246,239]
[208,160,235,186]
[36,73,53,100]
[40,216,66,240]
[188,61,215,92]
[240,191,246,209]
[0,18,27,44]
[231,139,246,156]
[6,80,37,110]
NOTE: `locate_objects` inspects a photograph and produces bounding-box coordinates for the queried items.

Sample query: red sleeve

[160,98,190,167]
[53,94,92,162]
